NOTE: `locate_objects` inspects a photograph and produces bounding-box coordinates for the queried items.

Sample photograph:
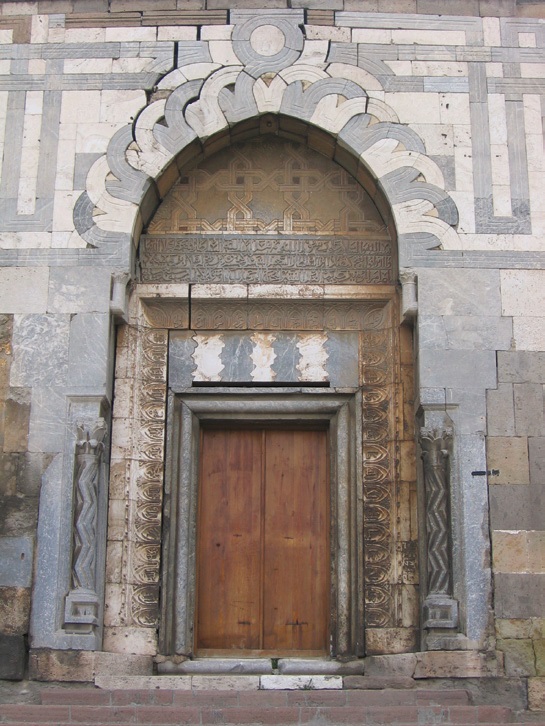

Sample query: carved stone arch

[72,9,460,276]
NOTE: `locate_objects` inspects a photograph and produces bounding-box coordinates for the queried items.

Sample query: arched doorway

[105,131,418,661]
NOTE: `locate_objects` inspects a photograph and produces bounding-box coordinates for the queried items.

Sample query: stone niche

[104,137,418,661]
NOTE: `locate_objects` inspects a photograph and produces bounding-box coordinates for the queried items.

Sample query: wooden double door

[196,426,330,655]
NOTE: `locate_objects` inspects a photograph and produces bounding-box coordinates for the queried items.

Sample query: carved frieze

[140,235,393,286]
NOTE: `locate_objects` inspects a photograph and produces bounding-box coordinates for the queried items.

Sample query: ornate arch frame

[30,10,494,668]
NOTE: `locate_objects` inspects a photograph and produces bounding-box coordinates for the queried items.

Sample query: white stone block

[100,90,146,123]
[25,90,43,115]
[191,284,246,299]
[520,63,545,78]
[52,190,79,233]
[297,40,328,67]
[410,124,454,155]
[501,270,545,317]
[102,627,158,656]
[523,94,543,136]
[353,28,391,44]
[488,94,508,145]
[327,62,382,91]
[104,26,157,42]
[47,27,65,44]
[96,675,191,689]
[28,59,46,75]
[61,91,101,124]
[512,318,545,352]
[392,29,466,46]
[208,40,240,67]
[384,60,412,76]
[0,29,13,44]
[0,232,51,249]
[412,61,467,76]
[192,676,260,690]
[305,25,350,42]
[490,144,511,185]
[485,62,503,77]
[112,57,151,74]
[449,191,475,235]
[2,2,37,14]
[55,134,76,191]
[388,92,440,124]
[483,17,501,47]
[454,146,474,193]
[201,25,233,40]
[65,58,112,74]
[519,32,537,48]
[76,122,122,153]
[30,13,48,43]
[249,284,323,299]
[260,675,342,690]
[158,26,198,41]
[453,125,471,147]
[0,267,49,313]
[439,93,470,125]
[492,185,512,217]
[64,28,106,43]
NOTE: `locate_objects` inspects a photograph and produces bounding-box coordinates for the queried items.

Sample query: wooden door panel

[263,429,329,652]
[196,426,329,654]
[196,428,263,650]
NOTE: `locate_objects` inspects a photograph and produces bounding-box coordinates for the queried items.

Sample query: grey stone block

[68,313,112,392]
[48,267,111,314]
[324,333,359,388]
[28,386,67,454]
[495,573,545,618]
[0,537,33,588]
[219,334,254,382]
[446,388,486,435]
[0,634,25,680]
[168,331,197,389]
[74,153,103,190]
[417,268,501,317]
[10,315,70,388]
[418,349,497,390]
[443,316,513,351]
[498,352,545,383]
[487,384,515,437]
[489,483,545,530]
[529,436,545,487]
[418,315,447,350]
[514,383,545,436]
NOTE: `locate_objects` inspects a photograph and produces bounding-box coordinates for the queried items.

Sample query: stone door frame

[160,390,362,659]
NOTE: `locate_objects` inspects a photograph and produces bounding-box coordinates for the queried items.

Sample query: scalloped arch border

[74,16,460,272]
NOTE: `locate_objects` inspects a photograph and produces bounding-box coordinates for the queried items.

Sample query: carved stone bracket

[64,419,108,634]
[400,269,417,324]
[419,426,458,630]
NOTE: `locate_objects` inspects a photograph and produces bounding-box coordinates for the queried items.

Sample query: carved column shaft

[64,419,107,634]
[419,427,458,630]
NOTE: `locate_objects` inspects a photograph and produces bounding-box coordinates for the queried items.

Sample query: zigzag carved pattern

[72,455,99,591]
[420,429,452,596]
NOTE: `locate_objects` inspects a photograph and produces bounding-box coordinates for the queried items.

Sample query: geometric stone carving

[64,419,107,635]
[419,427,459,630]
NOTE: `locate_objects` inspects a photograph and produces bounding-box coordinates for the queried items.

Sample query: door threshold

[157,657,364,676]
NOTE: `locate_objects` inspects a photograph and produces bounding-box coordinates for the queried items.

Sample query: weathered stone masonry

[0,0,545,706]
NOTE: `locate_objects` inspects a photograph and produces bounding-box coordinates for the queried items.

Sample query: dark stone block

[0,634,26,680]
[0,496,39,537]
[495,573,545,618]
[489,485,544,530]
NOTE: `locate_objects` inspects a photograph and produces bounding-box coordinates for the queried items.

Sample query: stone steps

[0,686,525,725]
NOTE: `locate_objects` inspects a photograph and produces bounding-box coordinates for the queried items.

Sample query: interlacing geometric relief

[361,328,394,629]
[146,138,388,238]
[128,329,168,630]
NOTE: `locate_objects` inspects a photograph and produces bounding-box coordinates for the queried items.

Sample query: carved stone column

[419,427,459,631]
[64,419,107,634]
